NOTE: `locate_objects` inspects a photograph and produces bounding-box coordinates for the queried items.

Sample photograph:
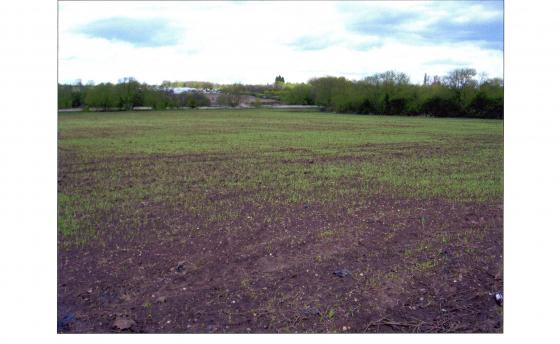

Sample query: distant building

[170,87,221,94]
[171,87,198,94]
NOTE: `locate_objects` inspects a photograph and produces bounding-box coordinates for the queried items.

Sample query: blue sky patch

[347,1,503,51]
[78,17,180,47]
[428,17,503,50]
[348,11,422,39]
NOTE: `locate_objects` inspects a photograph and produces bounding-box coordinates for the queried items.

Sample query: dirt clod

[57,313,76,333]
[302,307,321,316]
[174,261,186,273]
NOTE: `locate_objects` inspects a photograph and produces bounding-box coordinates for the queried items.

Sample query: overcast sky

[58,1,503,85]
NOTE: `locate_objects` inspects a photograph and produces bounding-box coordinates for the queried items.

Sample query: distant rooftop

[171,87,220,94]
[171,87,197,94]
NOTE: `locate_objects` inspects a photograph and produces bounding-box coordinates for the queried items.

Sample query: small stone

[342,326,348,331]
[495,292,503,306]
[113,317,136,331]
[156,296,167,303]
[333,269,351,278]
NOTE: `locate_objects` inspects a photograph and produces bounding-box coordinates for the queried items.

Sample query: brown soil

[58,195,502,333]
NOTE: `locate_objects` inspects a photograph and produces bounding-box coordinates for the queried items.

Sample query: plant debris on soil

[58,109,503,333]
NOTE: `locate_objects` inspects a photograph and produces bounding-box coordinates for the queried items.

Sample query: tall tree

[444,68,477,89]
[116,77,142,110]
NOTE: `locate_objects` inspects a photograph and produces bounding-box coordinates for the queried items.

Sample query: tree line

[59,68,503,119]
[58,77,211,110]
[278,69,503,119]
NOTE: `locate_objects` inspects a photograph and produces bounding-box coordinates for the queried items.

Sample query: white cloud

[58,1,503,85]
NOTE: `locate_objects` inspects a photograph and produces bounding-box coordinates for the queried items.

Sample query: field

[57,109,503,333]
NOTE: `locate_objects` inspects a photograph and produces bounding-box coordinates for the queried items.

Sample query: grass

[58,108,503,243]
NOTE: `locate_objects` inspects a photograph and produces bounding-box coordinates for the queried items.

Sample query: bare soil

[58,194,502,333]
